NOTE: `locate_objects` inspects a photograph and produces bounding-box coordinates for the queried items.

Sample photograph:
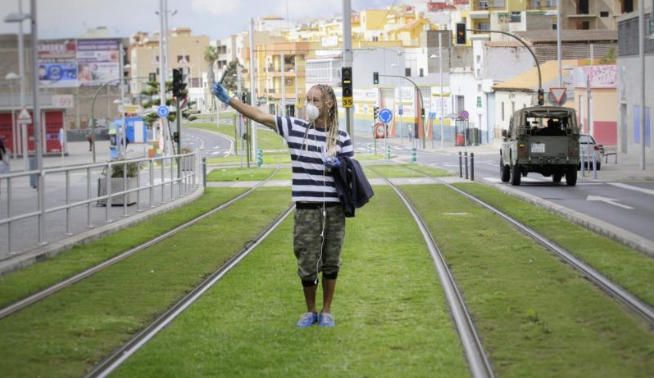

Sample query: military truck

[500,106,580,186]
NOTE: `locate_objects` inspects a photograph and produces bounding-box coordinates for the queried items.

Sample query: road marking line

[586,195,634,210]
[609,182,654,196]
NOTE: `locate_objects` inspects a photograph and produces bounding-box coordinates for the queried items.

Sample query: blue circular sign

[157,105,170,118]
[379,108,393,123]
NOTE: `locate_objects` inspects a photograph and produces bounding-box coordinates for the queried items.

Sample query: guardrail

[0,152,200,258]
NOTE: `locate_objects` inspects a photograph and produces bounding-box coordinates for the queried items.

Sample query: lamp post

[5,73,19,159]
[430,32,445,148]
[4,0,28,170]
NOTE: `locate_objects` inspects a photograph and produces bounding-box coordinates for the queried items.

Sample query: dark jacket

[333,156,374,217]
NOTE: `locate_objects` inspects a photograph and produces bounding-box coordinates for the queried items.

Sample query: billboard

[37,38,121,87]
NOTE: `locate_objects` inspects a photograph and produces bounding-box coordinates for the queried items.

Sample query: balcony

[472,0,505,11]
[526,0,555,10]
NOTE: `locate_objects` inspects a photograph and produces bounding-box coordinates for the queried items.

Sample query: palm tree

[204,45,218,110]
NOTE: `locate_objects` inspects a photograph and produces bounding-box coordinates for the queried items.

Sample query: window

[578,0,589,15]
[552,23,557,30]
[456,95,465,114]
[501,102,505,121]
[622,0,633,13]
[419,68,424,77]
[405,67,411,77]
[511,101,515,115]
[580,21,590,30]
[600,11,609,17]
[510,12,521,23]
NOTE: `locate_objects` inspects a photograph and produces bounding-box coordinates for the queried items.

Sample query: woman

[212,83,354,328]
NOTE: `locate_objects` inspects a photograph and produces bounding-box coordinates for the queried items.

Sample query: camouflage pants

[293,205,345,282]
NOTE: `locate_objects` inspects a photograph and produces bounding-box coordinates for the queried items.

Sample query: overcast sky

[0,0,398,40]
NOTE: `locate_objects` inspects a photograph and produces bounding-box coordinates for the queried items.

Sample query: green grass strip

[188,122,287,151]
[207,167,277,182]
[113,187,469,377]
[454,182,654,307]
[0,188,292,378]
[364,164,449,179]
[403,185,654,377]
[0,188,246,309]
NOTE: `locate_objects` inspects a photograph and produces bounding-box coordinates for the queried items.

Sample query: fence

[0,152,199,258]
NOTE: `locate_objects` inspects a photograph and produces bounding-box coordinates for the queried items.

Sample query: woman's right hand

[212,83,233,105]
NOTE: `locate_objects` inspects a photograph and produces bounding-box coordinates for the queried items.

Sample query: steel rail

[370,167,494,378]
[444,182,654,326]
[0,169,279,320]
[86,204,295,378]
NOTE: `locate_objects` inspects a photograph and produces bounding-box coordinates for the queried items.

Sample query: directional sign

[378,108,393,123]
[157,105,170,118]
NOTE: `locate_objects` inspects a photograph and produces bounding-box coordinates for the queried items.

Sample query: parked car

[579,134,604,170]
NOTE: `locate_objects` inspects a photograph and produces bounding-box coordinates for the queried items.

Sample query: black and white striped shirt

[275,116,354,203]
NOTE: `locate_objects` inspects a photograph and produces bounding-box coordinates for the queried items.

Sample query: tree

[140,78,197,128]
[204,45,219,110]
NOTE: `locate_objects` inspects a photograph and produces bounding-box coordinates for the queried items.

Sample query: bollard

[470,153,475,181]
[256,148,263,167]
[411,147,417,163]
[464,152,469,180]
[459,151,463,178]
[592,149,598,179]
[202,157,207,188]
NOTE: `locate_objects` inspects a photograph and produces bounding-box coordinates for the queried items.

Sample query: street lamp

[5,72,19,159]
[431,35,445,148]
[4,1,29,170]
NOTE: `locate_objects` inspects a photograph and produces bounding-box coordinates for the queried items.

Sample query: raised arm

[212,83,276,130]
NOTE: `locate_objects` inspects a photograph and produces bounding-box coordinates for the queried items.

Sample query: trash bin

[455,133,465,146]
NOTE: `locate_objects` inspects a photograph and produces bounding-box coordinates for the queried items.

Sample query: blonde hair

[310,84,340,156]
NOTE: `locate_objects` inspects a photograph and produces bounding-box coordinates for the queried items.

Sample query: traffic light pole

[176,96,181,178]
[466,28,544,105]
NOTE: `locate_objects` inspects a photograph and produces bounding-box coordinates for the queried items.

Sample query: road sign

[18,108,31,124]
[157,105,170,118]
[343,97,353,108]
[379,108,393,123]
[374,122,385,139]
[549,88,567,105]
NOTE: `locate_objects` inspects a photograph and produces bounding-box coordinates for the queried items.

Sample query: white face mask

[305,103,320,123]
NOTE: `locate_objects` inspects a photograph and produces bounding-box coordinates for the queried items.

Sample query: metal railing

[0,151,199,258]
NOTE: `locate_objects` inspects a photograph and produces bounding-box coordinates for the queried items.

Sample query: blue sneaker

[296,312,318,328]
[318,312,335,327]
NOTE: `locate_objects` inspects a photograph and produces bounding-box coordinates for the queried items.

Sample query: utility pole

[18,0,27,169]
[639,0,646,170]
[249,17,257,163]
[557,0,562,87]
[119,41,126,158]
[281,53,286,116]
[343,0,354,139]
[439,31,444,148]
[29,0,45,244]
[158,0,167,155]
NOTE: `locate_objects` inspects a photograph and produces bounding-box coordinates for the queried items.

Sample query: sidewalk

[373,135,654,182]
[6,141,151,171]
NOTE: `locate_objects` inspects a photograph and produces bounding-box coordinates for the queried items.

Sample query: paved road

[392,142,654,244]
[183,127,233,158]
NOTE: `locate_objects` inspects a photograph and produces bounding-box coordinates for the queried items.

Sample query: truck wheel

[510,164,521,186]
[500,159,510,182]
[552,173,563,183]
[565,167,577,186]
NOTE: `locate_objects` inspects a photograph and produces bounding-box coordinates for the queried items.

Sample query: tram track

[399,163,654,326]
[0,169,279,320]
[369,166,494,378]
[85,204,295,378]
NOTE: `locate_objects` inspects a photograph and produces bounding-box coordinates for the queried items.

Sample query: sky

[0,0,399,40]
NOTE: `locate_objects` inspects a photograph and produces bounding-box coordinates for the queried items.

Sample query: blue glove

[212,83,233,104]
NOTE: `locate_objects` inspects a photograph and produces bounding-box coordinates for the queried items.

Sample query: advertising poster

[38,39,78,87]
[76,39,120,86]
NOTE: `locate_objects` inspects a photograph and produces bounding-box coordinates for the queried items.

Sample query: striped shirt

[275,116,354,203]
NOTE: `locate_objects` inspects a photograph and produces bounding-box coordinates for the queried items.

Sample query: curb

[0,186,205,276]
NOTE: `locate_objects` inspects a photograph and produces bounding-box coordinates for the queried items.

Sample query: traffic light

[456,22,466,45]
[172,131,179,143]
[373,71,379,85]
[537,88,545,105]
[148,72,156,82]
[172,68,187,98]
[342,67,353,98]
[373,106,379,121]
